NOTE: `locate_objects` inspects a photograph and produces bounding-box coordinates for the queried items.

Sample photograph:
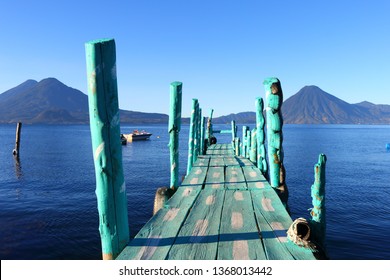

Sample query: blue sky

[1,0,389,117]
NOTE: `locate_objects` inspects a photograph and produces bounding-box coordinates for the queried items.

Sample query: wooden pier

[85,38,326,260]
[117,144,317,260]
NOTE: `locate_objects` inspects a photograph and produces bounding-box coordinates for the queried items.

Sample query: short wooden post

[231,120,236,151]
[168,82,182,189]
[235,137,240,156]
[194,106,201,162]
[85,38,129,260]
[256,97,267,175]
[12,122,22,156]
[200,116,205,155]
[310,154,327,250]
[250,128,257,164]
[264,78,288,203]
[241,126,248,157]
[187,98,198,175]
[246,129,251,158]
[207,109,214,148]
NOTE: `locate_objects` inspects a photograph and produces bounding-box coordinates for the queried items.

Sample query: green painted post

[235,137,240,156]
[264,78,288,204]
[310,154,327,250]
[250,128,257,164]
[194,106,201,162]
[242,126,248,157]
[256,97,267,175]
[85,38,129,260]
[231,120,236,151]
[246,129,251,158]
[200,116,205,155]
[168,82,182,189]
[207,109,214,148]
[187,99,198,175]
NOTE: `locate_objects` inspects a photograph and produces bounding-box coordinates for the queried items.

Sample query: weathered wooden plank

[218,190,267,260]
[117,186,202,260]
[118,166,209,260]
[167,188,225,259]
[204,166,225,189]
[251,189,316,259]
[225,166,246,190]
[192,156,210,167]
[223,156,240,167]
[235,156,253,167]
[242,166,270,190]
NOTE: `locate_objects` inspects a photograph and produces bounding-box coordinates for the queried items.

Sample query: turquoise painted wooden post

[256,97,267,175]
[200,116,205,155]
[187,99,198,175]
[241,126,248,157]
[250,128,257,164]
[168,82,182,189]
[85,38,129,260]
[231,120,236,151]
[207,109,214,148]
[194,106,201,162]
[264,78,288,204]
[246,129,251,158]
[235,137,240,156]
[310,154,327,250]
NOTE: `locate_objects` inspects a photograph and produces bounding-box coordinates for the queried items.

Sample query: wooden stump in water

[12,122,22,156]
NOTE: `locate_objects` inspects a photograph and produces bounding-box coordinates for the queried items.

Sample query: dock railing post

[231,120,236,151]
[241,126,248,157]
[207,109,214,148]
[256,97,267,176]
[168,82,182,189]
[250,128,257,164]
[235,137,240,156]
[310,154,327,251]
[12,122,22,156]
[187,99,198,175]
[246,129,251,158]
[194,106,201,162]
[264,78,288,204]
[85,38,129,260]
[200,116,206,155]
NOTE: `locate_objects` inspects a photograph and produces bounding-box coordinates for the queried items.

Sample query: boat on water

[123,130,152,142]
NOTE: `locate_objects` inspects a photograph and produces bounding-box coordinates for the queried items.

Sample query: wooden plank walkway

[117,143,316,260]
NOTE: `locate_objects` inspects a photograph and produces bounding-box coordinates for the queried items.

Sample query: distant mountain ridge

[0,79,389,124]
[0,78,168,124]
[213,86,390,124]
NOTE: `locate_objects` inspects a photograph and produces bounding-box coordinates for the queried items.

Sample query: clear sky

[1,0,389,117]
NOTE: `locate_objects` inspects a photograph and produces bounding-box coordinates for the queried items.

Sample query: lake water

[1,123,390,260]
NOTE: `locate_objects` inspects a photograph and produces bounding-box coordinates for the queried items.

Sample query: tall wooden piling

[200,116,205,155]
[264,78,288,203]
[246,129,251,158]
[241,126,248,157]
[207,109,214,148]
[310,154,327,250]
[256,97,267,175]
[250,128,257,164]
[194,106,201,162]
[85,38,129,260]
[168,82,182,189]
[12,122,22,156]
[187,99,198,175]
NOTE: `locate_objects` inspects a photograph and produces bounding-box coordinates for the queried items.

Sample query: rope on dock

[287,218,317,251]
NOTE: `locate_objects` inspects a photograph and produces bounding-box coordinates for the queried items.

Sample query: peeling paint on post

[310,153,327,251]
[200,116,205,155]
[85,38,129,260]
[207,109,214,149]
[168,82,182,189]
[246,129,251,159]
[187,99,198,175]
[250,128,257,164]
[241,126,248,158]
[264,78,288,204]
[256,97,267,175]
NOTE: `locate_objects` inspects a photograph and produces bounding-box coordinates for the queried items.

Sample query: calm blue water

[1,124,390,260]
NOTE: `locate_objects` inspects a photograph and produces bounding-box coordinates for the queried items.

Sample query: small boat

[124,130,152,141]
